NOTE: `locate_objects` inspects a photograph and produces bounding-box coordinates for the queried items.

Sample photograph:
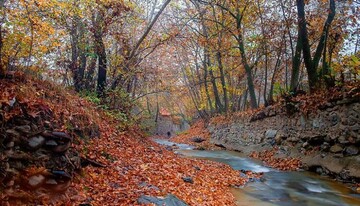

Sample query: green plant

[80,91,101,105]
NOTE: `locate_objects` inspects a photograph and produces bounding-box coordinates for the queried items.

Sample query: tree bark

[236,17,258,109]
[297,0,336,92]
[93,13,107,96]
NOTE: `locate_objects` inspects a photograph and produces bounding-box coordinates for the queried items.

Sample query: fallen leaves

[249,149,302,171]
[1,75,248,205]
[170,120,219,150]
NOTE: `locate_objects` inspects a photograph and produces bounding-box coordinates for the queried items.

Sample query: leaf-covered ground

[170,120,220,150]
[0,74,249,205]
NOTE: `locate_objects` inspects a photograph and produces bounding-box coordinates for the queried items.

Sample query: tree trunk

[203,53,214,114]
[95,33,107,96]
[85,57,96,90]
[209,66,223,113]
[236,22,257,108]
[297,0,336,92]
[0,18,3,77]
[70,16,80,91]
[93,13,107,96]
[216,50,228,113]
[290,29,302,92]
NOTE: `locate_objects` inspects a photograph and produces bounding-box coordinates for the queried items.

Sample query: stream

[154,139,360,206]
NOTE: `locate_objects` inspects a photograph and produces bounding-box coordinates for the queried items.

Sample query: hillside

[0,74,249,205]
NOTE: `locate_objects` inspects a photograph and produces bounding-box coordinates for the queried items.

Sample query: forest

[0,0,360,205]
[1,0,359,120]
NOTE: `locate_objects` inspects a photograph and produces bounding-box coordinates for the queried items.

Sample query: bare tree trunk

[0,15,3,77]
[93,13,107,96]
[297,0,336,92]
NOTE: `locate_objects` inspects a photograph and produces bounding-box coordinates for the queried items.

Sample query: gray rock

[329,112,340,126]
[138,194,188,206]
[190,136,205,143]
[275,134,282,145]
[45,139,58,146]
[182,177,193,184]
[6,129,21,138]
[344,146,359,156]
[338,136,349,144]
[330,144,343,153]
[45,179,58,185]
[28,136,45,149]
[15,125,31,134]
[28,174,45,187]
[302,142,309,148]
[288,136,300,143]
[265,130,278,139]
[312,119,321,128]
[300,115,307,128]
[320,142,330,152]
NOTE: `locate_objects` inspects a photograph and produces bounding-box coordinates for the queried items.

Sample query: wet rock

[339,169,350,180]
[28,136,45,149]
[28,174,46,188]
[190,136,205,143]
[182,177,193,184]
[344,146,359,156]
[138,194,188,206]
[45,139,58,146]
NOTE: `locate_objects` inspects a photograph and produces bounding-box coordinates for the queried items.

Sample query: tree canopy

[0,0,359,118]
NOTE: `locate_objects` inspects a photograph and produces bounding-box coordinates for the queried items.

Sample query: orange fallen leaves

[249,149,302,171]
[1,75,248,205]
[170,120,219,150]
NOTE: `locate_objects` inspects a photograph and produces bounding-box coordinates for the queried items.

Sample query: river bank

[157,138,360,206]
[171,86,360,190]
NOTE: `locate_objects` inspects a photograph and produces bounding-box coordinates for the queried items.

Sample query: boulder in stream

[138,194,188,206]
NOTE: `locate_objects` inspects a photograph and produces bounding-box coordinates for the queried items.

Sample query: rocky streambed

[209,98,360,184]
[154,139,360,206]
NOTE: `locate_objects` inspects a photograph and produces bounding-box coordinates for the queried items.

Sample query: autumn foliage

[249,149,302,171]
[0,75,249,205]
[170,120,220,150]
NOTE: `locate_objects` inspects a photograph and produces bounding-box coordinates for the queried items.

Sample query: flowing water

[154,139,360,206]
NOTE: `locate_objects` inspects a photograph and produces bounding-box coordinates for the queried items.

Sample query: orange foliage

[0,75,248,205]
[249,149,302,171]
[171,120,220,150]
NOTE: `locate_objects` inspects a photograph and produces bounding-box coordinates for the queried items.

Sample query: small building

[155,108,189,137]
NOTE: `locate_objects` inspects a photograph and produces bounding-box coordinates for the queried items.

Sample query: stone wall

[209,99,360,181]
